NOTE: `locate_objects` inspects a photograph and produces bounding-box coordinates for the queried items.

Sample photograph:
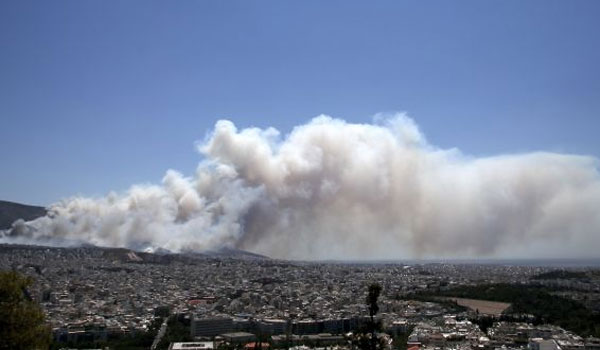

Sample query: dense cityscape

[1,243,599,350]
[2,1,600,350]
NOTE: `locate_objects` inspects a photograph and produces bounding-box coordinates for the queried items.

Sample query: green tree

[0,270,51,350]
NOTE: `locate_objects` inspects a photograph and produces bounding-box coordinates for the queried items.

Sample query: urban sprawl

[1,244,599,350]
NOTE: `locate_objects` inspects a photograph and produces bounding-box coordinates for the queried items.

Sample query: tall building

[191,316,234,338]
[258,319,288,335]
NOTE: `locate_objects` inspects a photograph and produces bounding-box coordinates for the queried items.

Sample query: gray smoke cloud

[2,114,600,259]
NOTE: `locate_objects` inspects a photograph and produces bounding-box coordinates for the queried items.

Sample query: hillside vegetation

[0,200,46,230]
[428,283,600,337]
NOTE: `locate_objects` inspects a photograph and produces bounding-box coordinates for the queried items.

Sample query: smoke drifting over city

[3,115,600,259]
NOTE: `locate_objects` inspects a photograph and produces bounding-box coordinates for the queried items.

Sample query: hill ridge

[0,200,46,230]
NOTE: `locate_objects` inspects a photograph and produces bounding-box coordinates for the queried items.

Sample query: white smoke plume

[3,114,600,259]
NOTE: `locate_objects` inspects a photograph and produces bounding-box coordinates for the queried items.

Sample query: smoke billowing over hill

[0,200,46,230]
[2,115,599,259]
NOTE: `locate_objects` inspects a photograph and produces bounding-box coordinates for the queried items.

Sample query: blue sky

[1,0,599,206]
